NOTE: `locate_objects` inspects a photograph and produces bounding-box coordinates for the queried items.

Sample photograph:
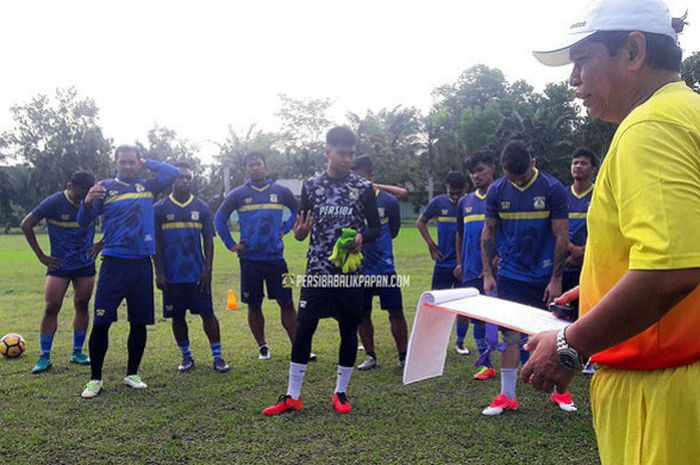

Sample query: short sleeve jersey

[580,82,700,370]
[456,191,487,282]
[565,185,593,272]
[31,190,95,271]
[485,169,568,285]
[301,172,379,275]
[154,194,215,283]
[363,190,400,275]
[420,194,460,269]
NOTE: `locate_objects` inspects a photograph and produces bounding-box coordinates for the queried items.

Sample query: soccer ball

[0,333,27,359]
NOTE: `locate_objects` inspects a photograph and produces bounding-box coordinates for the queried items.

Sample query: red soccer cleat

[551,391,578,412]
[262,394,303,416]
[482,393,518,416]
[473,367,497,380]
[332,392,352,414]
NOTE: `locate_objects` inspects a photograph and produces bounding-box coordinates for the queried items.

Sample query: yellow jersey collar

[510,168,539,192]
[169,193,194,208]
[571,184,594,199]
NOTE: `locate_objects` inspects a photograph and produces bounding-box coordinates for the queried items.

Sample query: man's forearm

[481,226,496,277]
[567,268,700,358]
[416,221,434,247]
[551,234,568,280]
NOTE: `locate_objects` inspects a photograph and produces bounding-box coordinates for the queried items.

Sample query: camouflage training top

[300,171,381,275]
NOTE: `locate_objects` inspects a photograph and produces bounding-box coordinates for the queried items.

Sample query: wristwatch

[556,327,585,371]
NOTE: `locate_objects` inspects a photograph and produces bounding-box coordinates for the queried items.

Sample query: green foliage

[682,51,700,93]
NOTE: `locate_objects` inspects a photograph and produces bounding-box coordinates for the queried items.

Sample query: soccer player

[155,162,229,373]
[215,151,301,360]
[20,171,98,373]
[480,140,573,415]
[455,152,497,380]
[417,171,469,354]
[78,145,179,398]
[351,156,408,371]
[262,127,381,416]
[526,2,700,463]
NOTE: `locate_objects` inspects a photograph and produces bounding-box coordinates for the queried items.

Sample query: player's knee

[502,330,520,345]
[44,301,62,316]
[388,309,405,322]
[73,296,90,311]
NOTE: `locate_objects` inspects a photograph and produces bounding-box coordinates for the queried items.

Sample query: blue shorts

[163,283,214,319]
[461,278,485,325]
[47,264,96,280]
[432,266,459,290]
[240,258,293,305]
[362,276,403,314]
[496,276,547,336]
[93,257,154,327]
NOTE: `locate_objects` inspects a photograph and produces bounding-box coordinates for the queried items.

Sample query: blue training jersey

[154,194,215,283]
[31,190,96,271]
[456,191,487,282]
[215,179,298,261]
[78,159,179,259]
[485,169,568,285]
[565,184,593,272]
[420,194,460,269]
[363,190,400,275]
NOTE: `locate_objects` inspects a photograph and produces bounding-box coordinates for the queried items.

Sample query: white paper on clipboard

[403,288,570,385]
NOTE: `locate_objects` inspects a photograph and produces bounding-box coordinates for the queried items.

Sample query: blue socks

[519,334,530,365]
[455,320,469,346]
[210,342,223,361]
[178,340,192,359]
[73,330,87,353]
[39,333,54,357]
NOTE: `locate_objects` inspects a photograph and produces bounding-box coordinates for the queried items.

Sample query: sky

[0,0,697,158]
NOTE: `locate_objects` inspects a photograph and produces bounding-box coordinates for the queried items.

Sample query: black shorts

[362,276,403,315]
[496,275,547,336]
[163,283,214,319]
[93,257,154,327]
[298,286,364,326]
[432,266,459,290]
[240,258,293,305]
[47,264,96,280]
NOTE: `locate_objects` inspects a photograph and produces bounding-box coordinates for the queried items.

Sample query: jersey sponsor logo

[244,197,252,204]
[269,193,278,203]
[501,201,511,210]
[534,196,546,210]
[144,234,153,242]
[465,206,473,213]
[135,184,145,193]
[318,205,354,217]
[166,214,175,221]
[190,211,200,221]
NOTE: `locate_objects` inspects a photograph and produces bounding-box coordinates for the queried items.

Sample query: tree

[682,51,700,93]
[0,88,113,201]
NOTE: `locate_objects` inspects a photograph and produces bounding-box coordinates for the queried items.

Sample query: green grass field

[0,230,599,465]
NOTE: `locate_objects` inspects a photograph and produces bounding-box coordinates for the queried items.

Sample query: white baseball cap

[533,0,677,67]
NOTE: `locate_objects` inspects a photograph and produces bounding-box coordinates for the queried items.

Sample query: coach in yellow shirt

[523,1,700,464]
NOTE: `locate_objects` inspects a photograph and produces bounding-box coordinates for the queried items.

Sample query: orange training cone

[226,289,239,310]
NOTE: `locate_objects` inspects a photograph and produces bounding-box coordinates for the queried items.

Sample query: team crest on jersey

[191,211,200,221]
[244,197,252,204]
[269,194,278,203]
[533,196,546,210]
[135,184,145,193]
[465,206,473,214]
[348,188,359,201]
[501,201,511,210]
[166,214,175,221]
[378,207,386,218]
[61,214,70,221]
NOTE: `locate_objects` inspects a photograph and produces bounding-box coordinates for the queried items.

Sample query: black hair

[352,155,373,172]
[445,171,467,190]
[465,151,495,172]
[571,147,598,168]
[70,171,95,190]
[114,144,141,161]
[173,161,192,170]
[244,151,266,166]
[500,140,531,176]
[326,126,356,147]
[588,29,683,72]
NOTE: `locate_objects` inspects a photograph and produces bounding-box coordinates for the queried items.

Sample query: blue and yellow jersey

[456,191,487,282]
[78,159,179,259]
[31,190,96,271]
[420,194,460,269]
[485,169,568,284]
[215,179,298,261]
[566,184,593,272]
[154,194,215,284]
[362,190,400,275]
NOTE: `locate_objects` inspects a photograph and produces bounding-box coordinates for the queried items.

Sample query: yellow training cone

[226,289,239,310]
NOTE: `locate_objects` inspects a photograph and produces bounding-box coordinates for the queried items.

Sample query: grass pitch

[0,230,599,464]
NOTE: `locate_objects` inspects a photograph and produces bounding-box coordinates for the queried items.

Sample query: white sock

[287,362,307,400]
[501,368,517,399]
[335,365,354,394]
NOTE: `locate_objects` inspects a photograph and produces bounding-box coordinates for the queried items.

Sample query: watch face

[558,350,580,371]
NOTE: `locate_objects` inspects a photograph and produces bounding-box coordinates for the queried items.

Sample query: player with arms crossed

[21,171,98,373]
